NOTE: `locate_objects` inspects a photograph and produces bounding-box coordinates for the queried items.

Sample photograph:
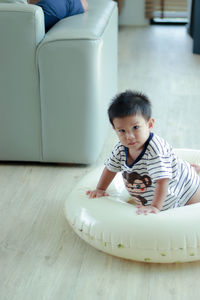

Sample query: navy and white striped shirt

[105,133,200,210]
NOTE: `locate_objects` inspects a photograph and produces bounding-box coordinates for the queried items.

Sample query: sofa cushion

[36,0,84,32]
[0,0,27,3]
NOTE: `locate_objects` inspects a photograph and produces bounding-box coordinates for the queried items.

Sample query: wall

[119,0,149,26]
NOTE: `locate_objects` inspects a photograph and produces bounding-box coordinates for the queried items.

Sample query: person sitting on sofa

[30,0,88,32]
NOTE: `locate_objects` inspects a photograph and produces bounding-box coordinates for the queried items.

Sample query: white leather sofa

[0,0,118,164]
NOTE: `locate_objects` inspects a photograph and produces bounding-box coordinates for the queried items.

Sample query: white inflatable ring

[64,149,200,263]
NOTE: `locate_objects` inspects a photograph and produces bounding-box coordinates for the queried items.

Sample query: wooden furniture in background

[29,0,38,3]
[145,0,188,19]
[113,0,124,14]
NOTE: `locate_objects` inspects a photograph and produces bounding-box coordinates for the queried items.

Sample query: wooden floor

[1,26,200,300]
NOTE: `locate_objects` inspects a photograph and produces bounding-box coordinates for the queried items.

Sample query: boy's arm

[86,167,117,198]
[137,178,169,214]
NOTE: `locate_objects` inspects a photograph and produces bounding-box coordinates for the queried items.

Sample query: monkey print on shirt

[122,171,152,206]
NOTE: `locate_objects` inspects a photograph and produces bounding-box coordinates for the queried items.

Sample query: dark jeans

[36,0,84,32]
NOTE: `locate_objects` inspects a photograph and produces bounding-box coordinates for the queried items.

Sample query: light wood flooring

[1,25,200,300]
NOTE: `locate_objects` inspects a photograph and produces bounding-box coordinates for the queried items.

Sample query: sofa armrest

[38,0,116,42]
[37,0,118,163]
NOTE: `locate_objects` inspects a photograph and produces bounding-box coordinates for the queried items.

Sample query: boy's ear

[148,118,155,129]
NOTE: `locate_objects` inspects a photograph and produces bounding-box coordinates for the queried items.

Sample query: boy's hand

[86,189,109,198]
[136,204,160,215]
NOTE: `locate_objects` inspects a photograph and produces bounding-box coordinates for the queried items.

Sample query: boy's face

[112,114,154,151]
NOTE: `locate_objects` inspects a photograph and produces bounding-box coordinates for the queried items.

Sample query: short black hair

[108,90,152,126]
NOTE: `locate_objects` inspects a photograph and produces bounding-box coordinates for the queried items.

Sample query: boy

[86,91,200,214]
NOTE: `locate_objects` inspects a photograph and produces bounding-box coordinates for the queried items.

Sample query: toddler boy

[87,91,200,214]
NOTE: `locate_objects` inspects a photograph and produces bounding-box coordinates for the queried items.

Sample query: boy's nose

[126,132,135,140]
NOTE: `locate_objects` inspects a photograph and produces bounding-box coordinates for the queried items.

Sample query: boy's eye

[133,125,139,130]
[119,129,125,133]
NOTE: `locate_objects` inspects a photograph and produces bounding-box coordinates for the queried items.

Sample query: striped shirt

[105,133,200,211]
